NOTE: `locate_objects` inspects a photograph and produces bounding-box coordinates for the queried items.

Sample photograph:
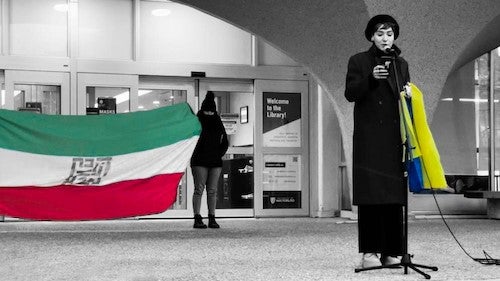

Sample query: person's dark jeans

[192,166,222,216]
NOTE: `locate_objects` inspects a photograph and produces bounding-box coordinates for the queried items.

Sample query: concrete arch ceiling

[451,12,500,74]
[178,0,500,120]
[178,0,500,187]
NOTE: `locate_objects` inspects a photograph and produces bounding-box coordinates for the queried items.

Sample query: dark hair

[372,22,397,35]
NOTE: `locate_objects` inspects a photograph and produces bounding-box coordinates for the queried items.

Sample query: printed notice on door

[262,155,301,191]
[263,92,301,147]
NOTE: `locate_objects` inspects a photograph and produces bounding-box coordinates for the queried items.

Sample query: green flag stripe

[0,103,201,157]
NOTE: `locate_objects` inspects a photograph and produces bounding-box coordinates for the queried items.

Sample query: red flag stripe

[0,173,183,221]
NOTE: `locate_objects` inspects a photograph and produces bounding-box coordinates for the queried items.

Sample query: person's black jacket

[345,44,410,205]
[190,111,229,167]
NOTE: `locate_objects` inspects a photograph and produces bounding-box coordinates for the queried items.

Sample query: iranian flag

[0,103,200,221]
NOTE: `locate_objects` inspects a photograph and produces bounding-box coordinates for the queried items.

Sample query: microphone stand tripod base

[354,254,438,279]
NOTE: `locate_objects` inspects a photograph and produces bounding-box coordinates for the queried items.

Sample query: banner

[0,103,200,220]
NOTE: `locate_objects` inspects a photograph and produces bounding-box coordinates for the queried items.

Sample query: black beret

[364,14,399,41]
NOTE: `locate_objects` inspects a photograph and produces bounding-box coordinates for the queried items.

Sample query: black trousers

[358,204,404,255]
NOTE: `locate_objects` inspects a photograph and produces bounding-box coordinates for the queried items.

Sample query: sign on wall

[97,97,116,114]
[263,92,301,147]
[262,154,301,191]
[263,191,301,209]
[220,113,239,135]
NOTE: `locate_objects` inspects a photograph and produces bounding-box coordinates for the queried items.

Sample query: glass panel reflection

[137,88,188,210]
[1,84,5,109]
[476,53,490,174]
[14,84,61,114]
[86,86,129,114]
[210,91,254,209]
[137,89,186,110]
[217,154,254,209]
[170,173,187,210]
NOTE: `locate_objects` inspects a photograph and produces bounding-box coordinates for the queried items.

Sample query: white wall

[140,1,251,64]
[3,0,297,66]
[79,0,133,60]
[9,0,68,57]
[311,84,341,217]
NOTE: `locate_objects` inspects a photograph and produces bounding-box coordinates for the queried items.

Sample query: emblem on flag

[63,157,112,185]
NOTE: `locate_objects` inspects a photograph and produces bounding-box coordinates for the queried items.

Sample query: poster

[262,155,301,191]
[220,113,239,135]
[97,97,117,114]
[263,92,301,147]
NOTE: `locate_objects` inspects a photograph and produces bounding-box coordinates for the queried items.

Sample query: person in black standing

[191,91,228,229]
[344,14,410,268]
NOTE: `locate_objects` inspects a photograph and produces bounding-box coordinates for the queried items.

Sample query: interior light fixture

[458,98,499,103]
[477,170,500,176]
[152,9,171,17]
[53,4,69,12]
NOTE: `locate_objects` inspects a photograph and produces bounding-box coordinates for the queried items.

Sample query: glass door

[137,77,196,218]
[77,73,138,115]
[199,80,255,217]
[14,85,61,114]
[2,70,69,221]
[4,70,70,114]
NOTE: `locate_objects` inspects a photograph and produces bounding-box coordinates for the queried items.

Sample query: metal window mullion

[489,51,495,191]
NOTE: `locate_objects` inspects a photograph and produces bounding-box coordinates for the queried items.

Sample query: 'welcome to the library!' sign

[262,92,301,147]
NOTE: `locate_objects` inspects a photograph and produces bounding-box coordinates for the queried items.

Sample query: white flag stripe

[0,136,199,187]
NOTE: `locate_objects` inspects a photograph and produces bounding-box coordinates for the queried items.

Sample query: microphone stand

[354,50,439,279]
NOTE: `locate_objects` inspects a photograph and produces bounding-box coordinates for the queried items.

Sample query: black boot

[193,214,207,229]
[208,214,220,229]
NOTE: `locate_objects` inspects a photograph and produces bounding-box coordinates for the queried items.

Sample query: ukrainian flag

[400,83,447,192]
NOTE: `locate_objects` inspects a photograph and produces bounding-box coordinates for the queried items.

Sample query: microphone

[384,47,397,57]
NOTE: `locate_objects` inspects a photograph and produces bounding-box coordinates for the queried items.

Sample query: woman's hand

[373,65,389,79]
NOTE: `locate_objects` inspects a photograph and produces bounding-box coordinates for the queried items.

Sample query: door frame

[136,76,197,218]
[198,79,255,217]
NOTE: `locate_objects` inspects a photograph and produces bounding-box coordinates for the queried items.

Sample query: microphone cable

[430,188,500,265]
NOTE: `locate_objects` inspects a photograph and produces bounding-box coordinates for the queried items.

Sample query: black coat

[344,45,410,205]
[190,111,229,167]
